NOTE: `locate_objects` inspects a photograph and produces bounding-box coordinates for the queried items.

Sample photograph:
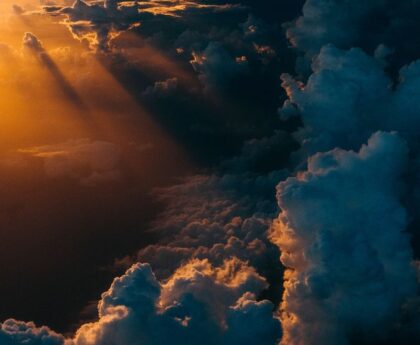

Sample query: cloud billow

[271,132,418,345]
[1,260,281,345]
[271,1,420,344]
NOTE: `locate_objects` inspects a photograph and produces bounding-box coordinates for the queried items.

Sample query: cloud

[269,4,420,344]
[22,32,86,109]
[1,258,281,344]
[280,45,420,156]
[142,77,178,97]
[74,259,280,345]
[36,0,295,169]
[43,0,141,50]
[286,0,420,73]
[223,130,299,174]
[278,46,420,262]
[271,132,418,345]
[18,139,121,186]
[190,42,249,92]
[286,0,384,58]
[22,32,44,52]
[12,4,25,15]
[0,319,67,345]
[130,161,294,314]
[271,3,420,345]
[43,0,243,50]
[137,170,286,257]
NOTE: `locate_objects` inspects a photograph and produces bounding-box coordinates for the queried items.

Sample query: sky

[0,1,419,345]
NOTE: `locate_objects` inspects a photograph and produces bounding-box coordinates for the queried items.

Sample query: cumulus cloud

[18,139,121,186]
[286,0,383,58]
[24,258,278,345]
[271,132,418,345]
[278,45,420,263]
[0,259,280,345]
[287,0,420,73]
[135,169,288,292]
[0,319,67,345]
[280,45,420,156]
[73,259,280,345]
[121,131,297,309]
[276,24,420,345]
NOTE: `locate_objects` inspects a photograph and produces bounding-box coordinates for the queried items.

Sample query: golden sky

[0,2,193,328]
[0,0,190,171]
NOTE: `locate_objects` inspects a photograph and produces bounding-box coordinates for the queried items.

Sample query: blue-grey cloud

[287,0,420,74]
[273,2,420,344]
[1,260,281,345]
[271,131,418,345]
[280,45,420,156]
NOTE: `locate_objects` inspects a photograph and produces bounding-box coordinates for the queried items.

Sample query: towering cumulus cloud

[272,1,420,344]
[271,132,417,345]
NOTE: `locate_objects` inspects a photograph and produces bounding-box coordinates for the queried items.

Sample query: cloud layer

[1,1,420,345]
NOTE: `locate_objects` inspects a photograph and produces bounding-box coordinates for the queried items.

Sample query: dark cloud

[190,42,249,92]
[43,0,244,50]
[44,0,142,50]
[0,319,66,345]
[287,0,420,74]
[92,2,299,167]
[280,45,420,156]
